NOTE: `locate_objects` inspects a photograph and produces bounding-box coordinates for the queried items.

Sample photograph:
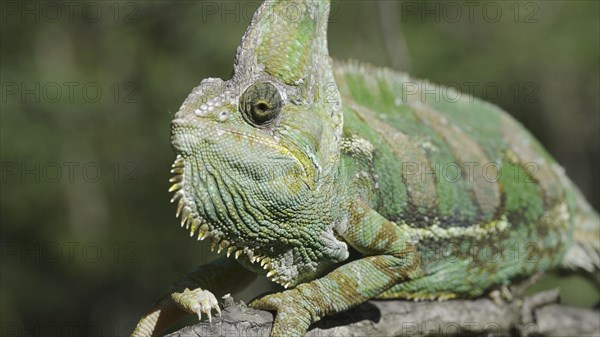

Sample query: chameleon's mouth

[168,155,292,288]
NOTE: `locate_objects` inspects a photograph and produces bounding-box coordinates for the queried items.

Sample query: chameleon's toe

[171,288,221,322]
[250,291,312,337]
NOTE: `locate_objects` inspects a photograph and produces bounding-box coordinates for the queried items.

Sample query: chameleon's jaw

[168,155,296,288]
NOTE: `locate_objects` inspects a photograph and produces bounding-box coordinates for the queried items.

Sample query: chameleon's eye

[239,82,282,126]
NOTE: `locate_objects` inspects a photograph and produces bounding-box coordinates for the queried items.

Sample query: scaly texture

[131,1,599,336]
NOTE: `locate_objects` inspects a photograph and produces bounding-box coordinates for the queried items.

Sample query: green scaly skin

[132,1,600,336]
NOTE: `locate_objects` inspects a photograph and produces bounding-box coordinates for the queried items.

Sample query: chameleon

[132,0,600,336]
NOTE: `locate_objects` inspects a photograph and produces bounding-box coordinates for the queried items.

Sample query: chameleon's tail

[561,187,600,275]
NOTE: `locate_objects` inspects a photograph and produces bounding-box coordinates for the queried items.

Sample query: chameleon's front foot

[250,290,314,337]
[171,287,221,322]
[131,288,222,337]
[131,258,256,337]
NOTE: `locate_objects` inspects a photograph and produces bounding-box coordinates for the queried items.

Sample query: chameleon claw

[172,287,221,327]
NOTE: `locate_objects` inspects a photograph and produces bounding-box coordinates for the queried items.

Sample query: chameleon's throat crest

[169,155,328,288]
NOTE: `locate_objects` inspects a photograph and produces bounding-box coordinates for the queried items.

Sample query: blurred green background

[1,0,598,336]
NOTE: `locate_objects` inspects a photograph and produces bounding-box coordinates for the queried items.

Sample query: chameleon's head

[170,0,348,287]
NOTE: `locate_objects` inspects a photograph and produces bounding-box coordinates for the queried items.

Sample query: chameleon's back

[333,60,600,299]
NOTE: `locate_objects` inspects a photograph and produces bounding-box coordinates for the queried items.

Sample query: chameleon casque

[132,0,600,336]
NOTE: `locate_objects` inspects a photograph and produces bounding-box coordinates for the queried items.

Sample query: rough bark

[165,290,599,337]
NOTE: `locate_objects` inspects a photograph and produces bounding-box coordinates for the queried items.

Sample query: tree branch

[165,290,599,337]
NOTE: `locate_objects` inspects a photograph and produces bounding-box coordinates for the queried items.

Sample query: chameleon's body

[333,60,597,300]
[132,1,599,336]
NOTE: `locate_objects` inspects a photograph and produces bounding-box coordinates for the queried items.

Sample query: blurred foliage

[1,0,598,336]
